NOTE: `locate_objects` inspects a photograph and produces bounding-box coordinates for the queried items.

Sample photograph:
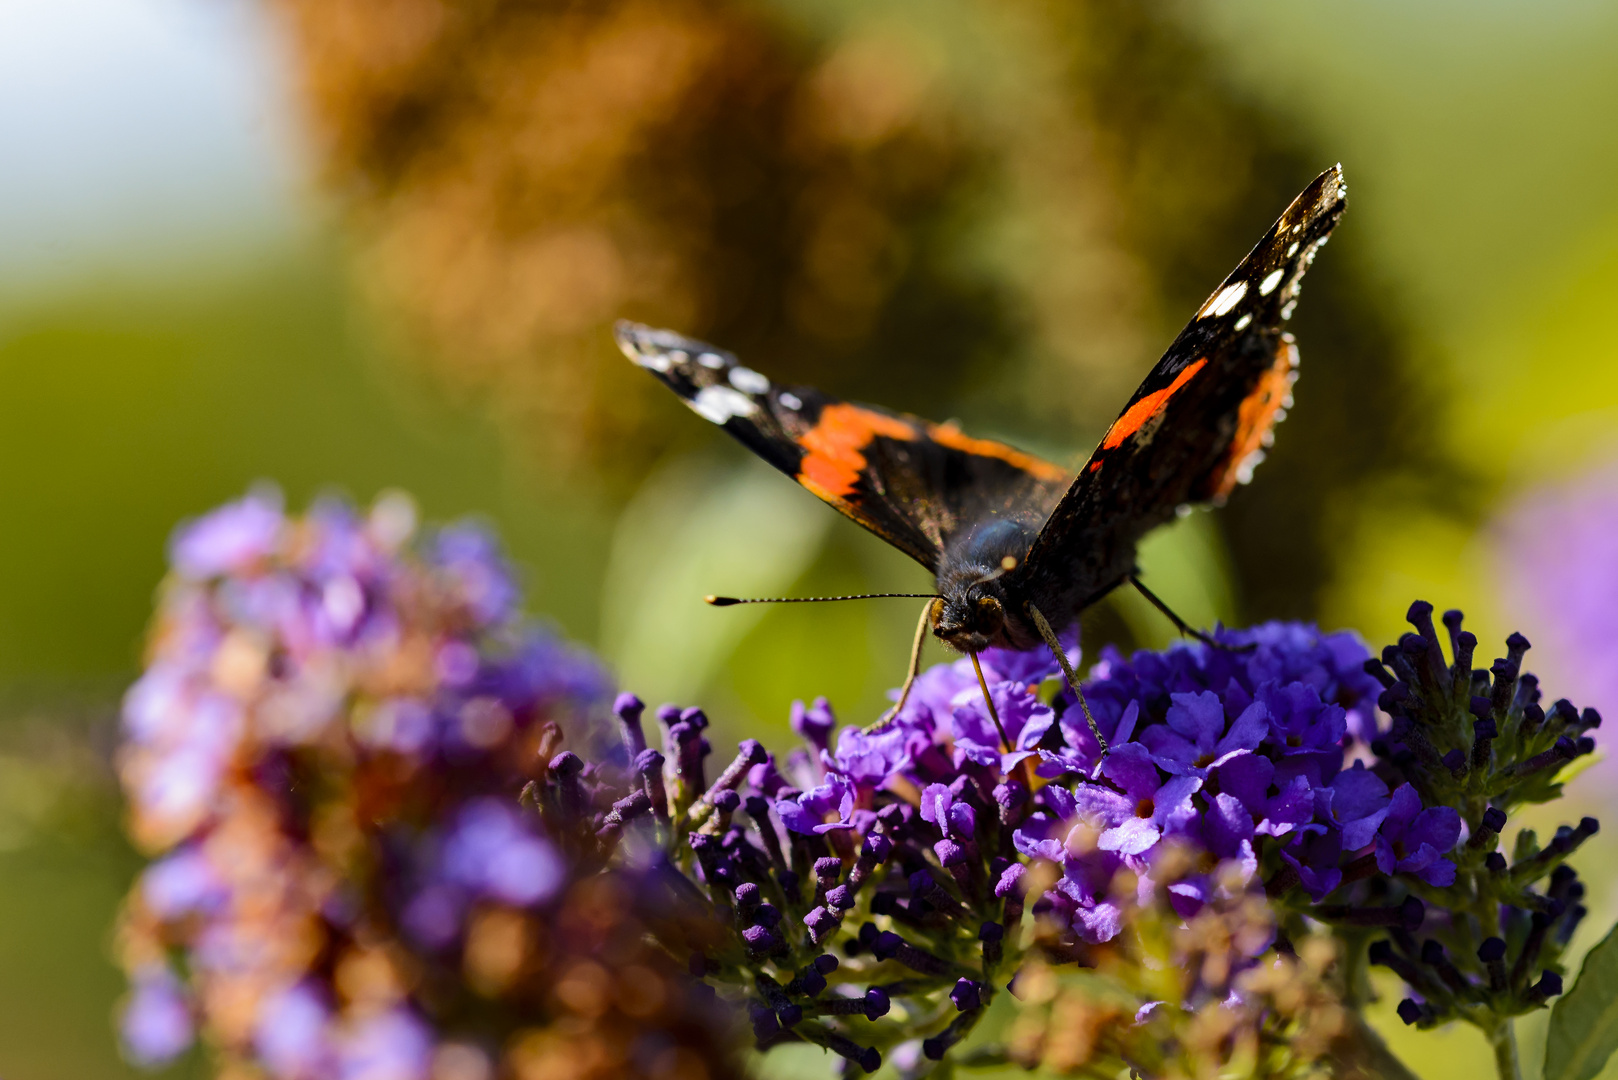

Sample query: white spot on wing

[1234,449,1266,485]
[1200,281,1248,319]
[778,391,803,411]
[1286,242,1299,257]
[729,366,770,394]
[688,385,759,425]
[1258,269,1285,296]
[638,351,672,373]
[698,352,726,370]
[1233,313,1252,332]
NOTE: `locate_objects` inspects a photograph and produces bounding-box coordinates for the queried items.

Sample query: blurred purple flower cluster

[120,489,605,852]
[115,491,742,1080]
[1500,461,1618,731]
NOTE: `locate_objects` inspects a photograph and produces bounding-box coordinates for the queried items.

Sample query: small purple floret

[950,977,981,1011]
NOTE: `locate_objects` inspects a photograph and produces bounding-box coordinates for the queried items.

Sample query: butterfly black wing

[1018,165,1348,616]
[615,322,1071,573]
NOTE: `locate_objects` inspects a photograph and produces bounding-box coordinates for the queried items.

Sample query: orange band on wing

[797,404,917,499]
[925,423,1069,482]
[1208,340,1297,499]
[1100,358,1208,451]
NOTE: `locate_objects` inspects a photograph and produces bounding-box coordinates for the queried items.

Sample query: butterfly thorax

[932,518,1044,653]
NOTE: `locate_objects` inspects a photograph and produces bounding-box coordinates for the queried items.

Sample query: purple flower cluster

[657,618,1471,1071]
[116,492,745,1080]
[1039,624,1464,917]
[120,490,607,851]
[1357,604,1594,1030]
[771,620,1457,954]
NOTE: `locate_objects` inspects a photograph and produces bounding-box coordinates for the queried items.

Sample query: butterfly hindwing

[1020,165,1347,608]
[616,321,1070,573]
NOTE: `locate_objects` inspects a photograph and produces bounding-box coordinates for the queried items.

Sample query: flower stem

[1488,1020,1522,1080]
[1332,1008,1424,1080]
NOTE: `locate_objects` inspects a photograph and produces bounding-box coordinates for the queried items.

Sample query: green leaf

[1545,920,1618,1080]
[1554,750,1606,787]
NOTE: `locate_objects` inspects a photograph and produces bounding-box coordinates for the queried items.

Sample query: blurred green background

[3,0,1618,1076]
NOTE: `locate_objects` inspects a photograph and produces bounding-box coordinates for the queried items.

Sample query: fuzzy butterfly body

[617,165,1346,656]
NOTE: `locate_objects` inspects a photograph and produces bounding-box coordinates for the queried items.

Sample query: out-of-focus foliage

[269,0,1441,632]
[272,0,1013,478]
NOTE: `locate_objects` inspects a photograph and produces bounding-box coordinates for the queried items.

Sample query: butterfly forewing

[615,322,1070,573]
[1019,165,1347,609]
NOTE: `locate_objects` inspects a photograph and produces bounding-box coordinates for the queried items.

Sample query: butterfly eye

[975,595,1003,618]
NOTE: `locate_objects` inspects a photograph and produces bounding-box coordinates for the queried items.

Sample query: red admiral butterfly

[617,165,1345,745]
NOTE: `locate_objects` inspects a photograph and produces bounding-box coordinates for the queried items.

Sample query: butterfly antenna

[705,592,939,606]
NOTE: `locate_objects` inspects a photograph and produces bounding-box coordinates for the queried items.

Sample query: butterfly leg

[969,651,1013,751]
[1127,574,1253,652]
[969,649,1040,790]
[865,599,936,732]
[1026,602,1107,758]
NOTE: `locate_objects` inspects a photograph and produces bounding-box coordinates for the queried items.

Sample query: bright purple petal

[1329,765,1390,850]
[1166,690,1225,751]
[947,801,977,839]
[171,492,283,579]
[1206,792,1255,859]
[1070,900,1123,943]
[1013,828,1064,863]
[1404,806,1462,855]
[1069,785,1134,824]
[1099,742,1161,799]
[1152,774,1203,834]
[774,799,818,834]
[1417,856,1457,887]
[1214,701,1270,757]
[1383,783,1423,835]
[1112,700,1142,745]
[1213,751,1273,812]
[1099,815,1160,856]
[1138,726,1200,774]
[120,970,194,1066]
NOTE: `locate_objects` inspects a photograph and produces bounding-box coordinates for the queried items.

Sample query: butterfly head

[931,584,1008,654]
[931,518,1039,651]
